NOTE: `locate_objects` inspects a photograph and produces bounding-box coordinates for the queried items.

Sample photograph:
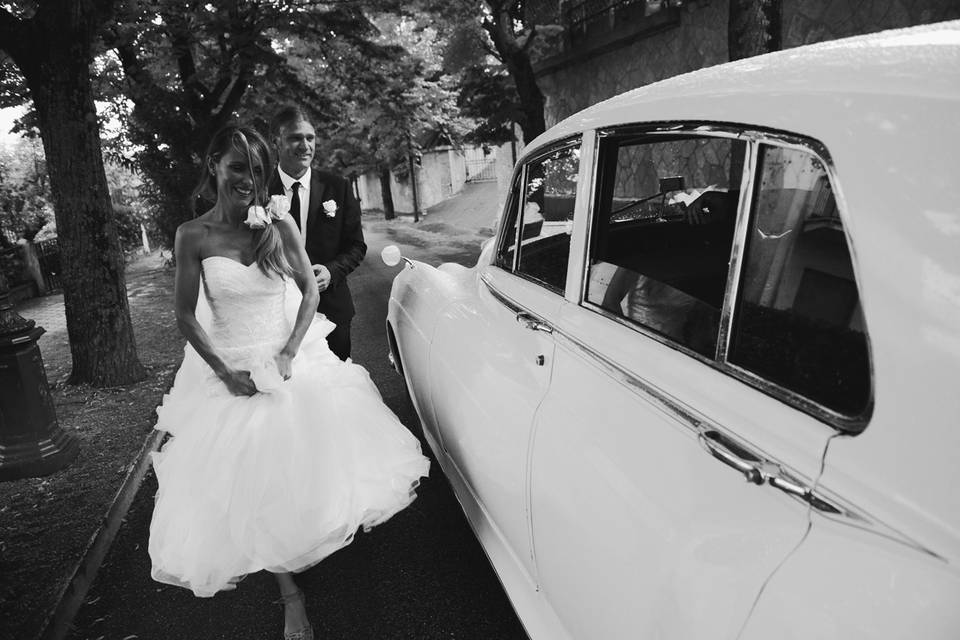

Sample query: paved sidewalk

[13,286,70,383]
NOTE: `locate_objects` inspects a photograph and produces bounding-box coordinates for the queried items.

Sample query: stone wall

[537,0,960,126]
[356,147,471,214]
[538,0,727,126]
[783,0,960,46]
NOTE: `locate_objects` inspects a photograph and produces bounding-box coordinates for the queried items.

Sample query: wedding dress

[148,256,430,597]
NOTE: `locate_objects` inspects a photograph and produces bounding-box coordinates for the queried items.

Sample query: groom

[268,105,366,361]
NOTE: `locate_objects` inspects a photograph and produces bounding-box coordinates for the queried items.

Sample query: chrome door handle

[768,472,842,515]
[516,311,554,334]
[698,430,765,485]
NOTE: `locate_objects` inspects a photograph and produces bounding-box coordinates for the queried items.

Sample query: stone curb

[36,427,167,640]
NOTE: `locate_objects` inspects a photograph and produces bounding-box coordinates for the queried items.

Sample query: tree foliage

[92,0,400,248]
[335,18,468,168]
[728,0,782,61]
[382,0,553,144]
[0,136,51,243]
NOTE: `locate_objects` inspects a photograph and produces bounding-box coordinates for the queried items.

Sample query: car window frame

[493,135,584,291]
[577,122,874,434]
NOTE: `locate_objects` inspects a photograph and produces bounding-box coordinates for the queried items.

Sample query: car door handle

[698,429,765,485]
[768,472,843,515]
[516,311,554,334]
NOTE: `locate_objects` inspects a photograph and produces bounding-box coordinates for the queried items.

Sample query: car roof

[524,19,960,156]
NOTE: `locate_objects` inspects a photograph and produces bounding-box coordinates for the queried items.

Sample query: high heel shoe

[275,588,314,640]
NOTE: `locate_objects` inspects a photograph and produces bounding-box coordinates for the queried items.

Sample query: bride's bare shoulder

[174,217,215,255]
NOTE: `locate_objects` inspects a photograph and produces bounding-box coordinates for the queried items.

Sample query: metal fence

[34,239,62,293]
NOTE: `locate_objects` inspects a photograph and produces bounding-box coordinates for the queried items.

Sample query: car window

[729,145,870,416]
[495,144,579,293]
[586,135,745,357]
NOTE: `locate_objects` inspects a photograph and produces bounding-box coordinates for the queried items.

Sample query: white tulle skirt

[148,315,430,597]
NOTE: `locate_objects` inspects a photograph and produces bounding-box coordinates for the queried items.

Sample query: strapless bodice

[201,256,291,354]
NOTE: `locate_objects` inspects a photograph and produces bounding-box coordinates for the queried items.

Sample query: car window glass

[495,173,522,270]
[513,145,580,293]
[586,135,745,357]
[730,144,870,416]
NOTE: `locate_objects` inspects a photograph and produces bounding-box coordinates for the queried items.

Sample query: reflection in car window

[586,135,745,357]
[496,144,580,293]
[730,145,869,415]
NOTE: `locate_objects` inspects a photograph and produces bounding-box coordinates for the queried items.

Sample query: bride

[148,124,429,640]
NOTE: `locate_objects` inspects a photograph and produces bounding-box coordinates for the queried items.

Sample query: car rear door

[528,127,870,639]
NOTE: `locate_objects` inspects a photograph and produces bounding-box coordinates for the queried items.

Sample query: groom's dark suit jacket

[268,168,366,325]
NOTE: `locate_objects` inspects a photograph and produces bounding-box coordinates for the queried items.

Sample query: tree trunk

[484,3,547,143]
[729,0,782,61]
[4,4,145,386]
[379,164,396,220]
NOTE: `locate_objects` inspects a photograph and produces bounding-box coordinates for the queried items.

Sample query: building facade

[529,0,960,127]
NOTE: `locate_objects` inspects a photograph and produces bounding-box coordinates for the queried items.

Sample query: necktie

[290,181,302,228]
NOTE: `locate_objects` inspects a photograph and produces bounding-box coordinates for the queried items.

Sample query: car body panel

[430,267,561,583]
[739,512,960,640]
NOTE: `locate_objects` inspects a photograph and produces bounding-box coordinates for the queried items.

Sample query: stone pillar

[18,240,47,296]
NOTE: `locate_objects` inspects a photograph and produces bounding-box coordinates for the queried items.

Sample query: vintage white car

[384,21,960,640]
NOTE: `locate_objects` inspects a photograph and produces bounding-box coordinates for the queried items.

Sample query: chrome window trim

[503,136,584,294]
[564,130,597,303]
[479,269,528,317]
[716,137,759,361]
[494,164,524,271]
[584,122,874,434]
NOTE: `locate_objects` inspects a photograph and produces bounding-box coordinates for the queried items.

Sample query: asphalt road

[66,219,528,640]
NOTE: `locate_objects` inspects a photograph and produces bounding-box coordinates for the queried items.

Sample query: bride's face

[212,148,264,211]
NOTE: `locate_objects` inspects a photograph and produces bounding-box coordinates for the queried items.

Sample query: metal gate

[464,146,498,182]
[35,239,62,293]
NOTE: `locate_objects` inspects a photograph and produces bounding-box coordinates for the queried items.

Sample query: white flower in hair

[322,199,337,217]
[245,195,291,229]
[244,205,270,229]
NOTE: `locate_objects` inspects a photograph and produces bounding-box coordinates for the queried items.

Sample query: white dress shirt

[277,166,312,245]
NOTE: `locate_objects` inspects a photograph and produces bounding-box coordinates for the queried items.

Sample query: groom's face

[276,119,316,179]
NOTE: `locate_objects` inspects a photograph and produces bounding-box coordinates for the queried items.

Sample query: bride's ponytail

[252,221,294,278]
[232,128,294,278]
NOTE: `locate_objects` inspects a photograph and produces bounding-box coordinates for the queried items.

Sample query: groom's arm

[324,176,366,289]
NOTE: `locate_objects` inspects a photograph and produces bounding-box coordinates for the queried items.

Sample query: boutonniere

[245,195,290,229]
[322,199,338,218]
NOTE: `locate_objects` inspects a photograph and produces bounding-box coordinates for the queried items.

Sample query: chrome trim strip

[480,271,526,316]
[578,130,602,305]
[510,164,525,272]
[564,132,596,304]
[716,136,758,361]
